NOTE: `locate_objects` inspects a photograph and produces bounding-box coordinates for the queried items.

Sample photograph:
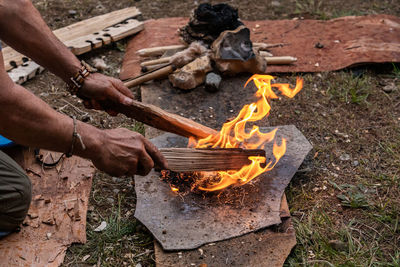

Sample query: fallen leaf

[93,221,107,232]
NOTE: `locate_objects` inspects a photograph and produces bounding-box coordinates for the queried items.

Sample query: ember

[162,74,303,192]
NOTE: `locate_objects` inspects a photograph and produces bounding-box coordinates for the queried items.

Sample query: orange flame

[189,75,303,191]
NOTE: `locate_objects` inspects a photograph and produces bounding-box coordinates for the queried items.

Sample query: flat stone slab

[134,125,312,250]
[154,195,296,267]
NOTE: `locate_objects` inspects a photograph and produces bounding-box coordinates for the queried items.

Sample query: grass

[326,71,372,105]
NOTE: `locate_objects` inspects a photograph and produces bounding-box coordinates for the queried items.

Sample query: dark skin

[0,0,168,176]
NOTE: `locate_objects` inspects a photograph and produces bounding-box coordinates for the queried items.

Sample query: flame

[188,74,303,191]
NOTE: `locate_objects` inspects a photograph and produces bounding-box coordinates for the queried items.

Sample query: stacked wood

[160,148,266,172]
[3,7,142,72]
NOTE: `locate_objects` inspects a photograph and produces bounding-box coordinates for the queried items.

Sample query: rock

[339,153,351,161]
[382,83,397,93]
[112,177,123,183]
[352,160,359,167]
[271,1,281,7]
[107,197,115,205]
[169,55,212,90]
[315,42,324,49]
[135,264,142,267]
[329,240,347,251]
[94,221,107,232]
[68,10,77,16]
[205,72,222,92]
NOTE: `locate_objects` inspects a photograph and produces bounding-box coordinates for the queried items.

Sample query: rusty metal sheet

[0,149,95,267]
[154,195,296,267]
[134,125,311,250]
[120,15,400,80]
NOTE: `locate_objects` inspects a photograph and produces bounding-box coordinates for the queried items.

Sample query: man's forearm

[0,69,101,160]
[0,0,81,83]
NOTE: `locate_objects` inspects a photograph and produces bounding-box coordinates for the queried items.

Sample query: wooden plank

[3,7,141,71]
[66,19,144,55]
[160,147,266,172]
[7,61,44,84]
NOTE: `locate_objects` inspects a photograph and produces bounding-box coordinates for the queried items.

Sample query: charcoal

[180,3,243,45]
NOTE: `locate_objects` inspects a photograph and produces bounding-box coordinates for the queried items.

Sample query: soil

[13,0,400,266]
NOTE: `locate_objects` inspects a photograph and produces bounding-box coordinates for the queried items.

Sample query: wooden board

[3,7,141,71]
[7,61,44,85]
[0,148,95,267]
[120,14,400,79]
[160,147,266,172]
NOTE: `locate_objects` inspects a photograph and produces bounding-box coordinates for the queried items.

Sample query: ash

[160,170,263,210]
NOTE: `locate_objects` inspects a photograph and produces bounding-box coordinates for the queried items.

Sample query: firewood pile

[126,3,297,90]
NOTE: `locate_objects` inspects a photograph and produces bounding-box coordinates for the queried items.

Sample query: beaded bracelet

[67,61,92,95]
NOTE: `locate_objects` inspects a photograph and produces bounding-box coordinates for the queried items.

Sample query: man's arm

[0,52,167,176]
[0,0,133,107]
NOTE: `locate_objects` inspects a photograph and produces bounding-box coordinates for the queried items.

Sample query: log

[106,100,218,139]
[265,56,297,65]
[136,45,188,57]
[160,148,266,172]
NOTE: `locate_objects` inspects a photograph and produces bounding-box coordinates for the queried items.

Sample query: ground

[19,0,400,266]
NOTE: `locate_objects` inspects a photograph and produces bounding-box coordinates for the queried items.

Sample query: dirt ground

[18,0,400,266]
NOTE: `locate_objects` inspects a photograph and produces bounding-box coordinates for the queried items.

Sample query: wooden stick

[141,63,170,73]
[105,100,218,139]
[160,148,266,172]
[253,43,287,50]
[259,51,274,57]
[140,57,171,67]
[137,45,188,57]
[124,65,174,88]
[265,56,297,65]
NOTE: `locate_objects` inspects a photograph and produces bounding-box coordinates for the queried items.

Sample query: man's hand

[89,128,168,177]
[79,73,134,115]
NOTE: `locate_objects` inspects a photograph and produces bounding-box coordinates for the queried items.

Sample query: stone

[329,240,347,251]
[339,153,351,161]
[205,72,222,92]
[169,56,212,90]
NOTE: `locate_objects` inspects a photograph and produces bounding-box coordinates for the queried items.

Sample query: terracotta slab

[154,195,296,267]
[120,14,400,80]
[134,126,311,250]
[0,149,95,267]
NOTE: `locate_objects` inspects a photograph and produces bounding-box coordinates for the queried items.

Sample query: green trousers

[0,150,31,231]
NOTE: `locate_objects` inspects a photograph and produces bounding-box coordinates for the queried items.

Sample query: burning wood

[160,74,303,192]
[160,147,265,172]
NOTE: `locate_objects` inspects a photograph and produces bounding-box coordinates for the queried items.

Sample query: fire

[187,74,303,191]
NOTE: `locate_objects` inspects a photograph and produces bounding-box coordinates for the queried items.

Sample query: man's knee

[0,150,32,231]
